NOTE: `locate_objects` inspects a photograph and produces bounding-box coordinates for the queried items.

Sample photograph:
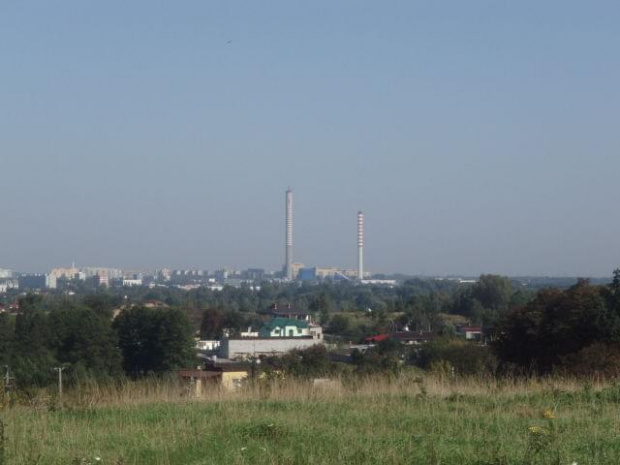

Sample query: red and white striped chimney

[285,188,293,280]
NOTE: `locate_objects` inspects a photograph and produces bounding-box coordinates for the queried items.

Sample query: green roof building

[258,318,311,338]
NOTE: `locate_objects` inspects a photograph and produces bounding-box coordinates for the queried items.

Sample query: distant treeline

[258,272,620,379]
[2,271,620,388]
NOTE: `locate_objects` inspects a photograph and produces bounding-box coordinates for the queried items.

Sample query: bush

[561,343,620,378]
[261,345,340,379]
[415,339,497,376]
[351,343,403,376]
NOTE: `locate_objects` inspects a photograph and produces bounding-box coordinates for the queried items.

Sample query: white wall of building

[219,338,321,360]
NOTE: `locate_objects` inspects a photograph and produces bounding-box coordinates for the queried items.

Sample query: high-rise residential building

[18,274,57,290]
[50,267,80,280]
[94,274,109,287]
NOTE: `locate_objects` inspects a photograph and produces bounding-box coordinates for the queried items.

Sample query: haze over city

[2,1,619,276]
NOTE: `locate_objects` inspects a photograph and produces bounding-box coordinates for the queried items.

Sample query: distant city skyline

[1,1,619,277]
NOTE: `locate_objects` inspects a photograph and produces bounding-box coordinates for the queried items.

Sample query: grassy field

[2,376,620,464]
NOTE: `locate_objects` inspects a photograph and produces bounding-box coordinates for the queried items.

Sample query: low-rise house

[143,300,169,309]
[178,359,250,395]
[219,318,323,360]
[177,369,221,396]
[122,278,143,287]
[209,359,250,391]
[457,326,483,341]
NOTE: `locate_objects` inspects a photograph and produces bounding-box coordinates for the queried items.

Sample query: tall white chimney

[357,211,364,280]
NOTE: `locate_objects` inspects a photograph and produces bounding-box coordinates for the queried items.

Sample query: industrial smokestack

[285,188,293,280]
[357,211,364,280]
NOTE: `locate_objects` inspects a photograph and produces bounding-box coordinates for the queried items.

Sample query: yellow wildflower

[528,426,547,435]
[542,408,555,419]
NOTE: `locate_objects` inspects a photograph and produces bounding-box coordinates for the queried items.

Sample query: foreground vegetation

[2,376,620,464]
[2,274,620,463]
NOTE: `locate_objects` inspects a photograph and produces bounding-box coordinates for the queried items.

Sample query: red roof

[364,334,392,343]
[461,326,482,332]
[364,332,436,343]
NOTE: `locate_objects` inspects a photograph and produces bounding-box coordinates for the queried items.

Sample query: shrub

[261,345,340,379]
[562,343,620,378]
[415,338,497,376]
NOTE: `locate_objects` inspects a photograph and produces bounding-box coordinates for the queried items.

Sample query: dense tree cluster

[494,272,620,375]
[192,277,535,340]
[114,307,196,376]
[0,295,196,388]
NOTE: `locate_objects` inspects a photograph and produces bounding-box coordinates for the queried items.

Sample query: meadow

[1,375,620,465]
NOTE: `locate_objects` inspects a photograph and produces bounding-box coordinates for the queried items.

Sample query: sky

[1,1,619,276]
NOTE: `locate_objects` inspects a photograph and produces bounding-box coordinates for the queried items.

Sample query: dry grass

[54,372,611,407]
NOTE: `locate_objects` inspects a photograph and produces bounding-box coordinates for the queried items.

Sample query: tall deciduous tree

[472,275,512,312]
[48,305,122,381]
[0,313,13,368]
[494,279,609,374]
[114,307,196,376]
[200,308,224,339]
[12,295,56,386]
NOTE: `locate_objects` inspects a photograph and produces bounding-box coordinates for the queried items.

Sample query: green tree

[472,275,512,312]
[82,293,121,319]
[114,307,196,376]
[48,305,122,381]
[0,314,13,368]
[351,343,402,376]
[310,293,333,314]
[494,280,609,374]
[200,308,224,339]
[601,268,620,343]
[415,338,497,375]
[328,314,350,335]
[404,294,442,331]
[263,345,334,378]
[12,295,56,387]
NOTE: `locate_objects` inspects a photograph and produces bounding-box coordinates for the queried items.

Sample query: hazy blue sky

[1,1,619,276]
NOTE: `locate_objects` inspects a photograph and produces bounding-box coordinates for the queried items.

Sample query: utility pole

[52,366,67,404]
